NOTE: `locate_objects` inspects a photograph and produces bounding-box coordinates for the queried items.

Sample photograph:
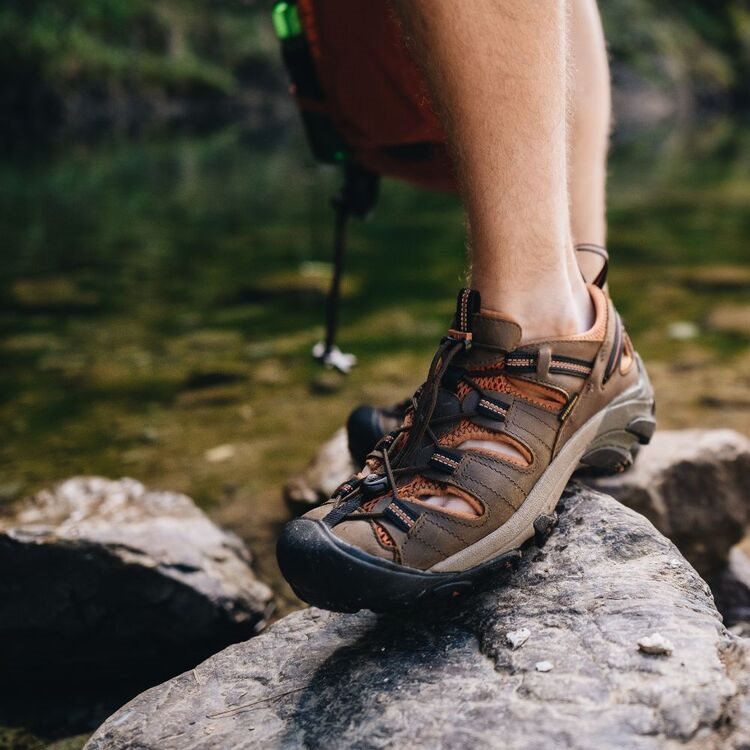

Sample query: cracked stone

[591,429,750,579]
[86,486,750,750]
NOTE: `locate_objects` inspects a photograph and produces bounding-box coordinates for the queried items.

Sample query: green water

[1,118,749,613]
[1,115,749,749]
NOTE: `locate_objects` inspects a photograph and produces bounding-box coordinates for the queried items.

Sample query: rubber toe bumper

[277,518,521,613]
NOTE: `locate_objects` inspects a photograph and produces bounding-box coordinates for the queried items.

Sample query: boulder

[86,486,750,750]
[283,427,354,509]
[714,539,750,630]
[592,429,750,578]
[0,477,273,732]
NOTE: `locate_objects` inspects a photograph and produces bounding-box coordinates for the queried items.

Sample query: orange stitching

[550,360,591,374]
[460,288,470,331]
[431,453,460,468]
[387,503,415,527]
[479,399,507,415]
[454,472,518,512]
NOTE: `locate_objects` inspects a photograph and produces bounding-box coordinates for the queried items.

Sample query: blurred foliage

[1,0,750,138]
[0,0,276,92]
[1,120,749,495]
[0,0,280,136]
[602,0,750,109]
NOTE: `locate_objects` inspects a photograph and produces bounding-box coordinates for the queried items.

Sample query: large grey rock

[592,429,750,578]
[0,477,273,690]
[86,486,750,750]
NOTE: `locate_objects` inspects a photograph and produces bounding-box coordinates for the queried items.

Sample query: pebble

[535,661,553,673]
[506,628,531,650]
[637,633,674,656]
[667,321,699,340]
[139,427,160,444]
[204,444,236,463]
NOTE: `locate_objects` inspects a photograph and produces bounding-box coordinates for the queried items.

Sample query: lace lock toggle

[362,473,390,497]
[446,328,473,350]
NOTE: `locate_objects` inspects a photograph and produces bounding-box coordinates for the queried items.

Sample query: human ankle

[479,281,595,343]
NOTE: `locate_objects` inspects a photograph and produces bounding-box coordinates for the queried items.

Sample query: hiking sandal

[278,285,655,613]
[346,243,612,466]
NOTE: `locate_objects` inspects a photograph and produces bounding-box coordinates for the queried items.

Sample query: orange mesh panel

[441,422,531,466]
[456,373,510,400]
[453,362,566,410]
[443,421,498,445]
[374,522,396,549]
[398,476,448,498]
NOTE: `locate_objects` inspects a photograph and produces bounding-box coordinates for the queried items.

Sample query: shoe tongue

[450,288,522,352]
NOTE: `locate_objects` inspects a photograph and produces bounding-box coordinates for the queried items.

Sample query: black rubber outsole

[277,518,524,613]
[281,408,656,613]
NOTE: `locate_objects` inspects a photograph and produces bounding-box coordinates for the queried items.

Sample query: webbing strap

[383,499,421,532]
[429,447,463,474]
[477,395,511,421]
[505,350,593,379]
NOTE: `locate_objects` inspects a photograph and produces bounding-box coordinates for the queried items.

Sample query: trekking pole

[312,163,379,373]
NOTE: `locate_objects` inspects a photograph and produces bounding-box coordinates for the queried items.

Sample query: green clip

[272,2,302,40]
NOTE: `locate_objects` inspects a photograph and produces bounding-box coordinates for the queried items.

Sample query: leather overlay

[305,285,648,572]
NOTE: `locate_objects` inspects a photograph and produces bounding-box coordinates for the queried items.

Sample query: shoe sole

[278,359,655,612]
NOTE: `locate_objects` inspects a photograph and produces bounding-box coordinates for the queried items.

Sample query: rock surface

[592,429,750,578]
[282,427,354,508]
[87,486,750,750]
[0,477,273,696]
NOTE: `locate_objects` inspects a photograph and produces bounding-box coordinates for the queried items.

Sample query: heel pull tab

[575,244,609,289]
[447,288,481,348]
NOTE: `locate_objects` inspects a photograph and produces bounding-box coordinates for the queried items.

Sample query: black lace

[331,337,510,523]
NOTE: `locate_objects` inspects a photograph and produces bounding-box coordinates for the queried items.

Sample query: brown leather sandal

[347,244,611,465]
[278,282,655,613]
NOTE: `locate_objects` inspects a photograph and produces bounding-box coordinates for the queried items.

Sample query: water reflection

[1,119,748,607]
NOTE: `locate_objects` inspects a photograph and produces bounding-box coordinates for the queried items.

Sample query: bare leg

[395,0,593,342]
[282,3,658,602]
[570,0,611,279]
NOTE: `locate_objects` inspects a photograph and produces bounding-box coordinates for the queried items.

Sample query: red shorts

[297,0,455,191]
